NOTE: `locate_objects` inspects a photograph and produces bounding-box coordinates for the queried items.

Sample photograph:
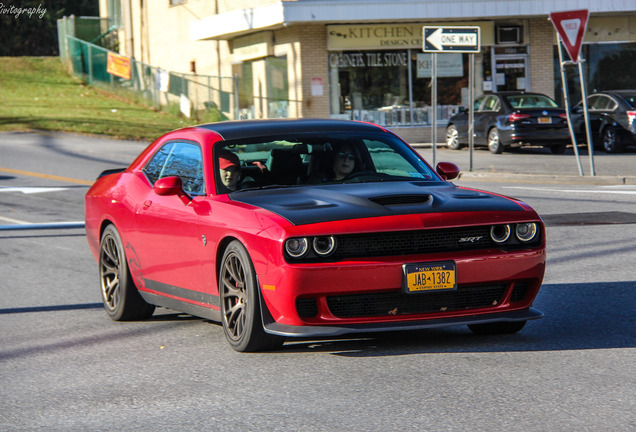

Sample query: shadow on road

[282,280,636,356]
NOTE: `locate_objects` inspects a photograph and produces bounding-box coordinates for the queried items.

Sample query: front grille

[332,226,493,260]
[326,284,506,318]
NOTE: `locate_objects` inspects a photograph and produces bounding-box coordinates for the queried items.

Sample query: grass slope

[0,57,198,140]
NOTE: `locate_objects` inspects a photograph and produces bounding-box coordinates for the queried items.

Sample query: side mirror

[436,162,460,180]
[457,106,467,114]
[154,176,192,205]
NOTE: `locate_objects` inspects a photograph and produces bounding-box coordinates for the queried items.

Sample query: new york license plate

[538,117,552,124]
[403,261,457,293]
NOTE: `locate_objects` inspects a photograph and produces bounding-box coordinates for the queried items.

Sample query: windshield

[505,94,559,109]
[214,131,439,194]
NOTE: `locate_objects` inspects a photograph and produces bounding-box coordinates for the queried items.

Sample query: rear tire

[99,225,155,321]
[601,126,623,153]
[219,240,284,352]
[468,320,526,335]
[487,127,504,154]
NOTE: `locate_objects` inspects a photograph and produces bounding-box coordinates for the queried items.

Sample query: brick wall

[529,18,556,98]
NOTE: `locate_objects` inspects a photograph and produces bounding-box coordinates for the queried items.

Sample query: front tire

[487,127,504,154]
[549,143,567,154]
[219,240,284,352]
[468,320,526,335]
[446,125,462,150]
[99,225,155,321]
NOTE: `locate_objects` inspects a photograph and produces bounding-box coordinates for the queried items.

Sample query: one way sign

[423,26,481,53]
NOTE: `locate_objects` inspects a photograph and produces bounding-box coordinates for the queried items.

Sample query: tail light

[627,111,636,126]
[559,113,568,119]
[508,113,531,122]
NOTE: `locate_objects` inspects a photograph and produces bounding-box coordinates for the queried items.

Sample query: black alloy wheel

[219,240,284,352]
[99,225,155,321]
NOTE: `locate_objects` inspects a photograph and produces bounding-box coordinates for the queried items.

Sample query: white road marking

[0,215,29,224]
[0,186,69,194]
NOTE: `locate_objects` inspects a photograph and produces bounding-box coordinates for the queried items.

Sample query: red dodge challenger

[85,119,546,351]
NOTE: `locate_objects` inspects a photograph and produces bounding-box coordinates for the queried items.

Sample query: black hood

[230,181,523,226]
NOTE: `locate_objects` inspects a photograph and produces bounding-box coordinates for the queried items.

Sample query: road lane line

[0,167,93,186]
[0,215,29,224]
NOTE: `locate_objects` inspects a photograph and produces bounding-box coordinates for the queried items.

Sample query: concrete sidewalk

[411,143,636,185]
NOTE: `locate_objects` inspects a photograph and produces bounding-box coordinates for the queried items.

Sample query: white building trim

[192,0,636,41]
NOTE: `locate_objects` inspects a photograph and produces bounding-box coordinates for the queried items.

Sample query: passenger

[218,150,242,191]
[218,149,267,192]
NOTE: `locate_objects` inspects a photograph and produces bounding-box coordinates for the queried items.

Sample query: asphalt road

[1,131,635,431]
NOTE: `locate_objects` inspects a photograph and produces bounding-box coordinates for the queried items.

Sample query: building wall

[298,25,330,118]
[528,18,555,98]
[98,1,635,132]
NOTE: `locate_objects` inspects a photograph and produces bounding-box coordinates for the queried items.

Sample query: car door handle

[143,200,152,209]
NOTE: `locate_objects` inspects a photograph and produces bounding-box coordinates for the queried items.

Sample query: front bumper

[261,291,543,337]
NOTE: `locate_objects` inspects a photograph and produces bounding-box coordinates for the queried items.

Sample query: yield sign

[550,9,589,62]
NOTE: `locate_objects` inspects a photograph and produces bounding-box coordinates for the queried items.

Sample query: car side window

[473,96,486,111]
[480,96,500,112]
[143,141,205,195]
[589,95,610,111]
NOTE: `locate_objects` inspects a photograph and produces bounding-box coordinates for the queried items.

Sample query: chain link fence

[57,16,237,122]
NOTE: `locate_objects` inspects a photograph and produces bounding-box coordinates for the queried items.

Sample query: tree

[0,0,98,56]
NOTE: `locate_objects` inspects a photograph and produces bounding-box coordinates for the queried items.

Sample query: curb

[456,171,636,185]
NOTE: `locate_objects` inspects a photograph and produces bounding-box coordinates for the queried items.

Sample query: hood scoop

[370,194,432,206]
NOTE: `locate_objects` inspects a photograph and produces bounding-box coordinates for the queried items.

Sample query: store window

[266,56,289,118]
[554,42,636,106]
[234,61,254,119]
[329,50,472,126]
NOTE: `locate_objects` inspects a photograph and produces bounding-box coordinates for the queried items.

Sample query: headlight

[285,237,309,258]
[490,224,511,244]
[515,223,538,242]
[313,236,337,256]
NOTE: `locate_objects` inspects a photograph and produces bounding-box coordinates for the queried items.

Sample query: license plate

[403,261,456,293]
[538,117,552,124]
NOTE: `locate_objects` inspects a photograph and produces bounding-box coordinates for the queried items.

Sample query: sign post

[550,9,595,176]
[423,26,480,169]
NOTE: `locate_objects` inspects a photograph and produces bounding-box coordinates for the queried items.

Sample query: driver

[310,143,359,182]
[332,144,357,180]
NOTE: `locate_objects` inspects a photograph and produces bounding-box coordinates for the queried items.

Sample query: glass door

[494,57,528,91]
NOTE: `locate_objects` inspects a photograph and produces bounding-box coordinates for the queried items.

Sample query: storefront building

[102,0,635,141]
